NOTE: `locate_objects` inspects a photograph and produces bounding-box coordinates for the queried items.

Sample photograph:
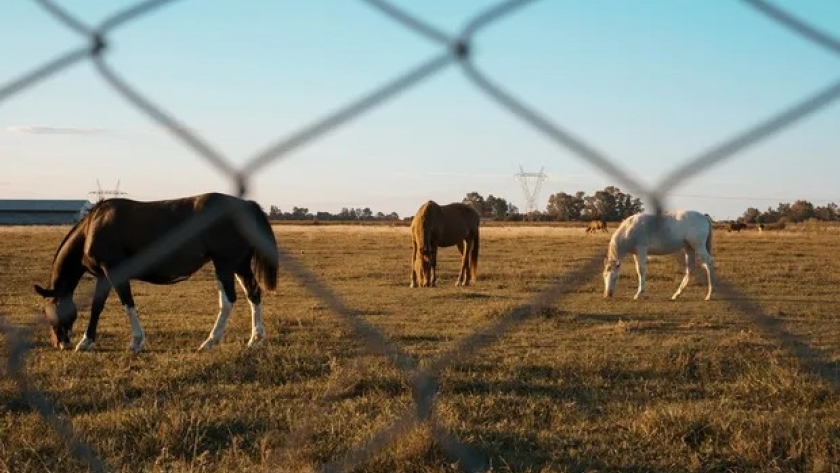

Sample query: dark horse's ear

[34,285,54,298]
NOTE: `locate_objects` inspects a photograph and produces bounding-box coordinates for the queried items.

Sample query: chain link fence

[2,0,839,471]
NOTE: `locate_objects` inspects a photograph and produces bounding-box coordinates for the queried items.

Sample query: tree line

[739,201,839,224]
[268,206,400,221]
[267,187,838,223]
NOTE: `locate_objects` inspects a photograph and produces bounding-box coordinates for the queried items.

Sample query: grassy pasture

[1,224,839,473]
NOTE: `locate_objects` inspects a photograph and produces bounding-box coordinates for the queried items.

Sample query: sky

[2,0,839,220]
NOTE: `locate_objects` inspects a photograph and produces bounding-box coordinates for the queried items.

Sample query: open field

[1,224,839,473]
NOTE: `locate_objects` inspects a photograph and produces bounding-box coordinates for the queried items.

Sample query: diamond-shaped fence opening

[2,0,839,471]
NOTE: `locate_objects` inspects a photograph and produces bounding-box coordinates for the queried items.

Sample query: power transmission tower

[515,166,548,216]
[88,178,128,201]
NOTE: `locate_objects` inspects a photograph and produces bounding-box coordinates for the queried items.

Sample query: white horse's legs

[697,249,716,301]
[672,249,696,300]
[633,249,647,300]
[236,276,265,348]
[126,305,145,353]
[199,282,233,351]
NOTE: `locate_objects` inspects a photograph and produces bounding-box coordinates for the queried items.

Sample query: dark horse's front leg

[75,276,111,351]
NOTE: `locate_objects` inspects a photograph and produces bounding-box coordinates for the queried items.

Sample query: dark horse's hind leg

[234,261,265,348]
[109,278,145,353]
[199,267,238,351]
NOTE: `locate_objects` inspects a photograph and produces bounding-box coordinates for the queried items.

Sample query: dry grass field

[1,224,839,473]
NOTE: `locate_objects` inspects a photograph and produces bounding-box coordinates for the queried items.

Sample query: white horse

[603,210,715,301]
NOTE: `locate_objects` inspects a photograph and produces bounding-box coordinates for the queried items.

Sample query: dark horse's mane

[50,201,101,263]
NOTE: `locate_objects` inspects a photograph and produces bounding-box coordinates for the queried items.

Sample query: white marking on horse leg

[125,306,145,353]
[199,286,233,351]
[247,302,265,348]
[236,276,265,348]
[75,334,95,351]
[633,252,647,300]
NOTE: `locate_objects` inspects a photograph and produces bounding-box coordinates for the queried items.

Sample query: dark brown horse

[410,200,480,287]
[34,193,279,352]
[727,222,747,232]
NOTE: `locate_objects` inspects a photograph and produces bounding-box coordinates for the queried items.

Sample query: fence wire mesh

[1,0,839,471]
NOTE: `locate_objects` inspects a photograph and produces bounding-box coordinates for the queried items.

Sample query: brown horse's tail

[470,225,480,282]
[250,202,279,291]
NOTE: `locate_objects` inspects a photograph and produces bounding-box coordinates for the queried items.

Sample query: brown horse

[34,193,279,352]
[586,219,608,234]
[410,200,480,287]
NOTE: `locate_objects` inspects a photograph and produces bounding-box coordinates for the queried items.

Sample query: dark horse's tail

[250,202,279,291]
[470,224,479,282]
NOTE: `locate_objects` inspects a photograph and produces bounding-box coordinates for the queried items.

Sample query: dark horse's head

[34,285,78,350]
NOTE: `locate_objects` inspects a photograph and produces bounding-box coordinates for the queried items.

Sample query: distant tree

[584,186,642,221]
[761,206,782,223]
[741,207,762,224]
[290,207,310,220]
[462,192,487,217]
[485,194,517,220]
[813,202,838,221]
[357,207,373,220]
[787,200,814,222]
[546,191,585,221]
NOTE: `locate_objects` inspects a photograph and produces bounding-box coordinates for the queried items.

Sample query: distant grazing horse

[34,193,279,352]
[410,200,480,287]
[727,222,747,232]
[586,219,608,234]
[603,210,715,301]
[758,221,786,232]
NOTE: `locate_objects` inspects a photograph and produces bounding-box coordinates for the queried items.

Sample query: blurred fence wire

[2,0,840,471]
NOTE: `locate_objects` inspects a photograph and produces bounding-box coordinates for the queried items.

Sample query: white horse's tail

[704,213,713,254]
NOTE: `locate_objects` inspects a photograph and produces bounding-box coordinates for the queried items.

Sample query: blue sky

[2,0,839,220]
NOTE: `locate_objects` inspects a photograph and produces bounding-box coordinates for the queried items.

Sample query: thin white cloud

[6,125,108,135]
[136,125,199,136]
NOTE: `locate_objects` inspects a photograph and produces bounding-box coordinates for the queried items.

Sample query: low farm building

[0,199,92,225]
